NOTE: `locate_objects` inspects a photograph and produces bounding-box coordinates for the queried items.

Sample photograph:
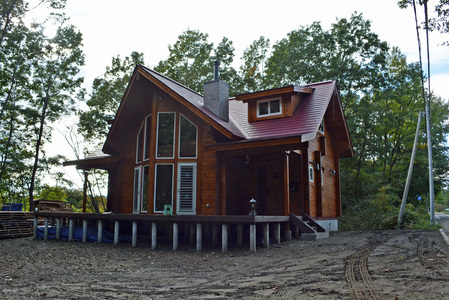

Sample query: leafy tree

[27,22,84,209]
[155,29,239,95]
[239,36,271,93]
[78,51,145,142]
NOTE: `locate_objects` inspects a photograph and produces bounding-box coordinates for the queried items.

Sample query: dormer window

[257,98,282,118]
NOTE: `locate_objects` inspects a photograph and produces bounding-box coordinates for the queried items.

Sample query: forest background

[1,0,449,230]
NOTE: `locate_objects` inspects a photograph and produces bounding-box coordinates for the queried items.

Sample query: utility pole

[423,0,435,224]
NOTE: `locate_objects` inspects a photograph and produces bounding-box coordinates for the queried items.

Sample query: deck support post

[97,220,103,243]
[237,224,243,247]
[44,217,49,240]
[274,222,281,244]
[33,216,38,239]
[68,219,74,241]
[151,222,157,250]
[284,230,292,241]
[132,221,137,248]
[263,223,269,248]
[114,220,119,245]
[173,223,178,251]
[250,223,256,253]
[56,218,61,240]
[222,224,228,252]
[196,223,202,252]
[293,226,299,238]
[82,219,88,243]
[212,223,218,246]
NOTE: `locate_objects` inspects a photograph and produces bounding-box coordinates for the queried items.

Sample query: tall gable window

[144,115,152,160]
[179,114,197,158]
[136,123,144,163]
[157,112,175,158]
[257,98,282,118]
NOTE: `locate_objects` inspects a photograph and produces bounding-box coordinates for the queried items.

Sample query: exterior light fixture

[249,197,257,216]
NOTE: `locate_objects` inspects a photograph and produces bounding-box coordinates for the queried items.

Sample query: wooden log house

[40,62,353,251]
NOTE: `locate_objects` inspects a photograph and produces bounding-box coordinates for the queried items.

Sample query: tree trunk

[29,95,48,211]
[0,0,19,46]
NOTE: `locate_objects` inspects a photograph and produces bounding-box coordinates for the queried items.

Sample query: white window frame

[178,114,198,159]
[176,162,197,215]
[156,112,176,159]
[257,97,282,118]
[309,165,314,183]
[143,114,152,161]
[135,122,144,164]
[141,165,149,213]
[132,166,142,214]
[153,163,174,213]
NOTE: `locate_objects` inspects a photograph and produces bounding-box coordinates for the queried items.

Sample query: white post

[56,218,61,240]
[68,219,74,241]
[222,224,228,252]
[250,224,256,253]
[275,222,281,244]
[33,216,38,239]
[173,223,179,251]
[44,217,49,240]
[132,221,137,248]
[97,220,103,243]
[82,219,88,243]
[114,220,119,246]
[151,222,157,250]
[196,224,202,252]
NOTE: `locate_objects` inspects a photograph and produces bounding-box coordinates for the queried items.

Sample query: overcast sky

[27,0,449,189]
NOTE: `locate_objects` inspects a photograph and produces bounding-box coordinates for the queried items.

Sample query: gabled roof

[98,66,351,161]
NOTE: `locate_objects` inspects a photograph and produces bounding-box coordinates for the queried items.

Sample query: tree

[239,36,271,93]
[78,51,145,143]
[28,23,84,209]
[155,29,238,95]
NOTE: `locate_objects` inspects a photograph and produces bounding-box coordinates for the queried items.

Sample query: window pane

[154,164,173,212]
[144,115,151,160]
[179,115,197,158]
[178,164,196,213]
[141,165,149,212]
[136,122,144,162]
[270,100,281,114]
[157,113,175,158]
[133,167,141,213]
[259,102,269,115]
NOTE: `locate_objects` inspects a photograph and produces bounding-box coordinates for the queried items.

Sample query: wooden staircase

[289,213,329,240]
[0,212,34,239]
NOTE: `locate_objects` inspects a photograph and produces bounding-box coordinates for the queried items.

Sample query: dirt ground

[1,229,448,299]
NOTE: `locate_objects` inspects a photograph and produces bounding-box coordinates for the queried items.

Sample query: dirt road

[1,230,448,299]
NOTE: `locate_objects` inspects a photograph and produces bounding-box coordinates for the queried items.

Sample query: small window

[309,166,314,183]
[257,98,282,117]
[318,119,324,134]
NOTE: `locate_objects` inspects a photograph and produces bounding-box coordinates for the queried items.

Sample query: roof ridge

[138,64,205,99]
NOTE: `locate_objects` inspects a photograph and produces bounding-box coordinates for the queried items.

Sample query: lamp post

[249,197,257,216]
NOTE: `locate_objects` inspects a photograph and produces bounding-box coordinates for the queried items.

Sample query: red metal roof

[229,81,337,140]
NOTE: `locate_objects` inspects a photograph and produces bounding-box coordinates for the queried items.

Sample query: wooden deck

[34,212,290,253]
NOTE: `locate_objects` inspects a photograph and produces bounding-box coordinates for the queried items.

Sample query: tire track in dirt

[416,237,449,279]
[345,237,384,300]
